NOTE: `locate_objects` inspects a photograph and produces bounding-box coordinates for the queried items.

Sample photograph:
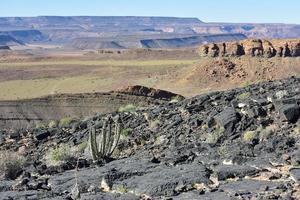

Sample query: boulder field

[0,76,299,199]
[199,39,300,58]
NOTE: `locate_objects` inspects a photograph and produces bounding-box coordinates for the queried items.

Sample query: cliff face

[199,39,300,58]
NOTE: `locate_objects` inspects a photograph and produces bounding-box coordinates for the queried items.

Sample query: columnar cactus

[89,116,121,161]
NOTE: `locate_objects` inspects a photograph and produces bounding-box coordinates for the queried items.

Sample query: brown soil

[158,56,300,96]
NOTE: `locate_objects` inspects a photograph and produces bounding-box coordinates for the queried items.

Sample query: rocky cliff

[199,39,300,58]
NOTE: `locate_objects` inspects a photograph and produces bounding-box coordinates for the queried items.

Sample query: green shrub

[75,142,88,155]
[35,122,46,129]
[207,127,225,144]
[218,145,228,157]
[48,120,58,128]
[241,81,252,87]
[169,95,184,103]
[118,104,136,113]
[118,185,128,193]
[49,144,73,165]
[259,126,275,140]
[238,92,251,100]
[0,151,25,180]
[121,128,133,137]
[243,131,258,142]
[59,117,74,127]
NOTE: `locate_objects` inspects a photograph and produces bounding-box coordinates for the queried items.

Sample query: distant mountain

[0,16,300,49]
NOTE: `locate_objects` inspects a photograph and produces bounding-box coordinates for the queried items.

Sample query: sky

[1,0,299,24]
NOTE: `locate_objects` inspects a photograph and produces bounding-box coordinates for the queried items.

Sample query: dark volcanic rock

[1,76,300,199]
[279,104,300,123]
[214,107,239,132]
[214,165,259,181]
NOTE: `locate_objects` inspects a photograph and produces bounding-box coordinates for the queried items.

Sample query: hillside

[0,86,182,129]
[0,77,299,199]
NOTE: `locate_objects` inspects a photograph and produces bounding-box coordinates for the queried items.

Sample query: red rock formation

[199,39,300,58]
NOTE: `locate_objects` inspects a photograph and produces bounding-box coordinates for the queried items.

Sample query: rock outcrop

[117,85,184,100]
[199,39,300,58]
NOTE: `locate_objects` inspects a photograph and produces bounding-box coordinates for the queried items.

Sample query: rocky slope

[0,76,299,199]
[199,39,300,58]
[0,86,180,129]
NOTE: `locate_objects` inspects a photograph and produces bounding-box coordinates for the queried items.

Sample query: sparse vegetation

[121,128,133,137]
[238,92,251,100]
[75,141,88,155]
[169,95,184,103]
[243,131,258,142]
[218,145,228,157]
[241,81,252,87]
[259,125,275,140]
[59,117,75,128]
[48,144,73,165]
[118,184,128,193]
[207,127,225,144]
[118,104,137,113]
[35,122,47,129]
[0,151,26,180]
[48,120,58,128]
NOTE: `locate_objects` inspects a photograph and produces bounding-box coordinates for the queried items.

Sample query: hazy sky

[1,0,299,24]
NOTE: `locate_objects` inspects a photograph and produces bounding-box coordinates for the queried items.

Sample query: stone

[214,107,239,131]
[35,130,50,140]
[214,165,259,181]
[279,104,300,123]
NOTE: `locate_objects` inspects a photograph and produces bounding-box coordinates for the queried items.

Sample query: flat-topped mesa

[199,39,300,58]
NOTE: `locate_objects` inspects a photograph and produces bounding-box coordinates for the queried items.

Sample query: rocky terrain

[0,76,299,199]
[199,39,300,58]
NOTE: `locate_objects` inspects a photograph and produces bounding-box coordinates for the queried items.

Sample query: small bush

[35,122,46,129]
[118,104,136,113]
[48,144,73,165]
[121,128,133,137]
[238,92,251,100]
[149,120,160,131]
[118,185,128,193]
[243,131,258,142]
[0,151,25,180]
[218,145,228,157]
[207,127,225,144]
[241,81,252,87]
[76,142,88,155]
[259,126,275,140]
[48,120,58,128]
[59,117,74,128]
[169,95,184,103]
